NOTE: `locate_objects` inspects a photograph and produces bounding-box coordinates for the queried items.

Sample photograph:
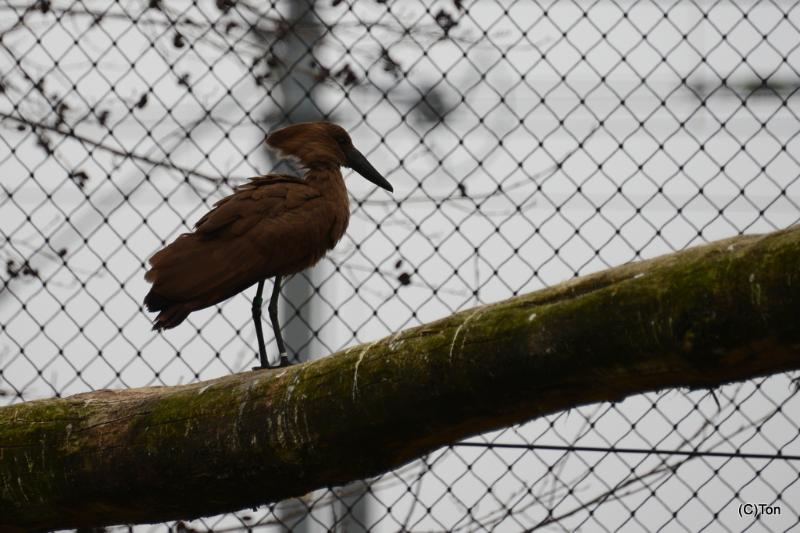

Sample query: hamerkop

[144,122,392,369]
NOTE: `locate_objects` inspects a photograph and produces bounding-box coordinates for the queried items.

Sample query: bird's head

[266,121,393,192]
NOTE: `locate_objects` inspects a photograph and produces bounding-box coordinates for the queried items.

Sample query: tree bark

[2,226,800,531]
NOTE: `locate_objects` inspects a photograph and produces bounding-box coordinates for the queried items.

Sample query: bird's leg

[252,280,269,370]
[268,275,290,367]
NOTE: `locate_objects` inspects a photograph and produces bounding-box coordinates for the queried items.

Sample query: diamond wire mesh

[1,0,800,530]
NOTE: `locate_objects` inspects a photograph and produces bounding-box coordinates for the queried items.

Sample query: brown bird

[143,122,392,369]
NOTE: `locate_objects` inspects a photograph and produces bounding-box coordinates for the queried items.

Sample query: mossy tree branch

[2,226,800,531]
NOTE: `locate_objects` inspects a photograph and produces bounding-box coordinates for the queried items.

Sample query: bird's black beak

[345,147,393,192]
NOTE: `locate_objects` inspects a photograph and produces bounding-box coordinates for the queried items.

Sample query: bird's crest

[266,122,351,169]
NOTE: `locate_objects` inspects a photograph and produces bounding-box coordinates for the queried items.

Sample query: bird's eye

[329,127,350,146]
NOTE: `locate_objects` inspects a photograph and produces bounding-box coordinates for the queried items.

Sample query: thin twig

[0,111,223,184]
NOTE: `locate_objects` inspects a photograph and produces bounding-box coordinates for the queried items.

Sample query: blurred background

[1,0,800,530]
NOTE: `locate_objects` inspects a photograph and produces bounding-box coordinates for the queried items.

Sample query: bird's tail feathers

[150,305,190,331]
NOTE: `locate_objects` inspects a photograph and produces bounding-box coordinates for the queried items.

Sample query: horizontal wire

[453,442,800,461]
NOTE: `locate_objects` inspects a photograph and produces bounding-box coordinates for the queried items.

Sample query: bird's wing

[193,175,316,236]
[145,175,325,305]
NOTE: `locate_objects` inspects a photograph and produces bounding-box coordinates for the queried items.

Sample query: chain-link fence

[2,0,800,530]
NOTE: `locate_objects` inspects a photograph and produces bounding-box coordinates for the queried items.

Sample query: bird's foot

[252,351,270,371]
[251,352,292,371]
